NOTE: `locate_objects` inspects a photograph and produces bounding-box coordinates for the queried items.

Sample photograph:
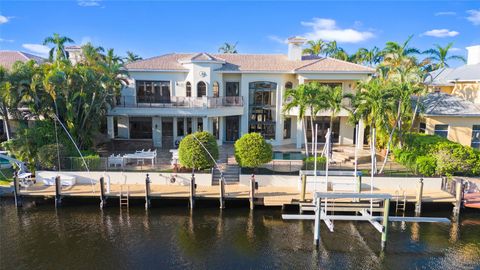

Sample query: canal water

[1,199,479,270]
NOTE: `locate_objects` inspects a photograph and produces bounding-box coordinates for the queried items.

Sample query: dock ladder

[395,189,407,213]
[119,185,130,208]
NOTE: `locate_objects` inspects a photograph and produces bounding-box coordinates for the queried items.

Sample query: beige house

[422,45,480,148]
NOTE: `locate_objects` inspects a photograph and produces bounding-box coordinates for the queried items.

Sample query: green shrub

[415,155,436,176]
[37,144,67,170]
[178,131,219,170]
[302,156,327,170]
[69,155,102,171]
[234,133,272,168]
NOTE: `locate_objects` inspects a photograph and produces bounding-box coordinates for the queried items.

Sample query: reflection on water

[1,199,479,270]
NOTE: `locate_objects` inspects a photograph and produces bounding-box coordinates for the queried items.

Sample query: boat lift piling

[415,178,424,216]
[189,172,196,209]
[12,172,22,207]
[453,179,464,216]
[219,172,225,209]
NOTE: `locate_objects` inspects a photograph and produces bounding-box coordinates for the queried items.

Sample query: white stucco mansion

[106,37,374,149]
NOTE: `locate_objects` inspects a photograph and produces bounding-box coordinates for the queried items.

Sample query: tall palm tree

[324,41,341,57]
[319,84,354,131]
[43,33,74,62]
[302,39,326,57]
[356,47,382,67]
[283,84,312,157]
[423,43,466,69]
[218,42,238,54]
[381,36,420,71]
[125,51,142,63]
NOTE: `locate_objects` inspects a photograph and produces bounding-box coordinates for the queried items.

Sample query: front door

[162,119,174,148]
[225,116,240,142]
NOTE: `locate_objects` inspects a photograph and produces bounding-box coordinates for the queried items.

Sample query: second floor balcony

[116,96,244,109]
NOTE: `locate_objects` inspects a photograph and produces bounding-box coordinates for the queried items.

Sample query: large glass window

[213,82,219,97]
[186,82,191,97]
[226,82,239,96]
[434,124,448,138]
[129,117,152,139]
[248,81,277,139]
[136,80,170,103]
[197,82,206,97]
[472,125,480,149]
[306,117,340,143]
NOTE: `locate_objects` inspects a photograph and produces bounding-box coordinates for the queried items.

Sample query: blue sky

[1,1,479,66]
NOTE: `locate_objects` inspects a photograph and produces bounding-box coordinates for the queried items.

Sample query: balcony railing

[115,96,243,108]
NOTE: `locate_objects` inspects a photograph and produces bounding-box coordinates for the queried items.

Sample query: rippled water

[1,199,479,270]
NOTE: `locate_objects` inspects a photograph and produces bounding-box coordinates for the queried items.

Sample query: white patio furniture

[108,154,124,168]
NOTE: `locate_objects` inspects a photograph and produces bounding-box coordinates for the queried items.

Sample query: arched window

[197,81,206,97]
[213,81,219,97]
[186,82,191,97]
[285,82,293,89]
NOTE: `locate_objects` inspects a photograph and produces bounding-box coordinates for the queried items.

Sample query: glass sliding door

[248,81,277,140]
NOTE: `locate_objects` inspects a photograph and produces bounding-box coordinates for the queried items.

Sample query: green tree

[423,43,466,69]
[318,84,354,131]
[234,133,272,171]
[43,33,74,62]
[178,131,219,170]
[125,51,142,63]
[302,39,326,56]
[218,42,238,54]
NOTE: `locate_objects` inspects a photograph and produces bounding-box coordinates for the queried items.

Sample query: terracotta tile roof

[125,53,374,73]
[0,51,44,70]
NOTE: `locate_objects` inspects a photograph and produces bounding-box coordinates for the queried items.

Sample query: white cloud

[435,11,456,16]
[467,9,480,25]
[268,35,287,44]
[0,15,9,24]
[300,18,374,43]
[77,0,101,7]
[0,38,14,42]
[422,29,459,37]
[22,44,50,57]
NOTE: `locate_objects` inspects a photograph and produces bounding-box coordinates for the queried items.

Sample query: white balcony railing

[116,96,243,108]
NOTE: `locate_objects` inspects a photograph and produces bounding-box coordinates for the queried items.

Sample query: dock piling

[55,176,62,207]
[415,178,424,216]
[381,198,390,250]
[219,172,225,209]
[313,197,322,246]
[145,174,151,209]
[99,177,106,208]
[453,179,463,216]
[190,172,196,209]
[249,174,255,210]
[300,174,307,202]
[12,171,22,207]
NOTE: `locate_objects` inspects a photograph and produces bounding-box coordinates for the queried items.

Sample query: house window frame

[434,124,449,138]
[471,125,480,149]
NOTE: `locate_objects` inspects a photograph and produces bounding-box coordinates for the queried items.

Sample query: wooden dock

[17,182,456,207]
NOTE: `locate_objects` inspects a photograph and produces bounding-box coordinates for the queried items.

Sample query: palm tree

[331,48,350,61]
[356,47,382,67]
[43,33,74,62]
[125,51,142,63]
[381,36,420,71]
[423,43,466,69]
[218,42,238,54]
[283,84,312,157]
[324,41,341,57]
[303,39,326,57]
[319,84,354,131]
[0,67,13,140]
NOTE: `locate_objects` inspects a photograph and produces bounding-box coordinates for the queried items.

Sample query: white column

[296,117,304,149]
[173,117,178,145]
[107,116,114,139]
[192,117,198,133]
[184,117,188,134]
[357,119,365,149]
[218,116,225,145]
[203,116,210,133]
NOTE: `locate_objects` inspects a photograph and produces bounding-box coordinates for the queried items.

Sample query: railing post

[55,176,62,207]
[99,176,106,208]
[415,178,424,216]
[145,173,151,209]
[314,197,322,246]
[381,198,390,251]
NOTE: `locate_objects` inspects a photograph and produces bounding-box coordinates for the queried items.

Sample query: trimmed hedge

[235,133,272,168]
[393,133,480,176]
[178,131,219,170]
[302,156,327,170]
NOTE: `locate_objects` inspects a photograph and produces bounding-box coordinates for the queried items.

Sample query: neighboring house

[422,45,480,148]
[0,51,44,140]
[107,37,374,149]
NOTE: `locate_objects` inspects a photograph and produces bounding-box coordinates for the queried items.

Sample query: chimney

[466,45,480,65]
[287,36,307,61]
